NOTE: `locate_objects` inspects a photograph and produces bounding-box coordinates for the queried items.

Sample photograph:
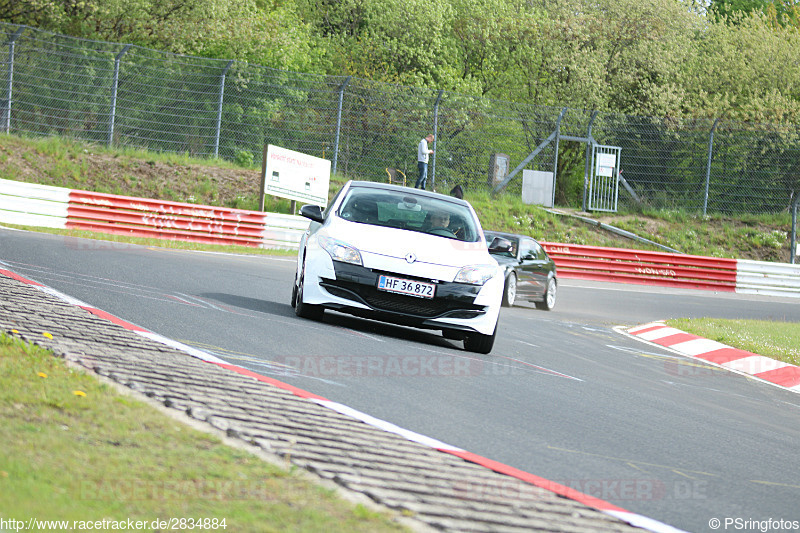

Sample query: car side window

[521,239,542,260]
[520,241,533,260]
[530,241,543,260]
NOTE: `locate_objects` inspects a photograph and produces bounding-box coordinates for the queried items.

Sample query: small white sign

[265,145,330,206]
[597,166,614,177]
[596,153,617,177]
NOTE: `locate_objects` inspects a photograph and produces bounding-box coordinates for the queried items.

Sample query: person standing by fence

[415,134,434,189]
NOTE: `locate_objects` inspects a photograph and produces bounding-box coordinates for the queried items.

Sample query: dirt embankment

[0,136,795,262]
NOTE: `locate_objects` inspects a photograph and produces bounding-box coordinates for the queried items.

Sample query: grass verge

[2,132,796,262]
[0,333,407,532]
[665,318,800,367]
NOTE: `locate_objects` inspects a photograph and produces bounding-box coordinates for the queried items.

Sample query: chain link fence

[3,22,800,217]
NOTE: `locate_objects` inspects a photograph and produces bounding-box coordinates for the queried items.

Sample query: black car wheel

[502,272,517,307]
[463,321,497,354]
[535,277,557,311]
[294,262,324,320]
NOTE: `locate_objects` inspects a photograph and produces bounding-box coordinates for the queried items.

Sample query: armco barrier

[0,178,70,229]
[540,242,738,292]
[1,178,799,297]
[68,190,279,247]
[0,178,307,249]
[736,260,800,297]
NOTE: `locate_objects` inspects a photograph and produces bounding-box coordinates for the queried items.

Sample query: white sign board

[596,152,617,178]
[265,145,331,206]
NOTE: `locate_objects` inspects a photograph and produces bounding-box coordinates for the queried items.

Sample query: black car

[484,231,557,310]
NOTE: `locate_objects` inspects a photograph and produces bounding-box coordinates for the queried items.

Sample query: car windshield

[337,187,480,242]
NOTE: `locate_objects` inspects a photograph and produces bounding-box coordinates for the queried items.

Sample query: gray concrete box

[522,170,553,207]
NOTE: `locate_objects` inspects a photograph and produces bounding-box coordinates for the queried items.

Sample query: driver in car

[429,211,450,231]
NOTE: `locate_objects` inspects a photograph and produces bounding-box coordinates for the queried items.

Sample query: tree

[709,0,771,21]
[448,0,529,96]
[764,0,800,29]
[298,0,457,85]
[508,0,700,115]
[0,0,319,72]
[679,11,800,122]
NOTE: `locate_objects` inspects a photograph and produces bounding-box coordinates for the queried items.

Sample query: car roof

[485,230,530,240]
[346,180,472,207]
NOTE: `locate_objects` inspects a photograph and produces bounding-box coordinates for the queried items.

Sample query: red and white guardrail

[0,178,307,249]
[540,241,800,297]
[541,242,738,292]
[2,177,799,297]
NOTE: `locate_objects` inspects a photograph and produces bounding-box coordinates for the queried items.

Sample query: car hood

[326,219,496,268]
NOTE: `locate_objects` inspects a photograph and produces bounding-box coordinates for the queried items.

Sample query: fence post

[332,76,351,176]
[107,44,131,147]
[214,60,234,159]
[791,191,799,264]
[431,89,444,191]
[550,107,567,207]
[703,118,720,217]
[3,26,25,134]
[581,110,599,212]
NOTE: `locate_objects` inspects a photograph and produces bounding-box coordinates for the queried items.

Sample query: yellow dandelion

[42,332,53,339]
[38,372,47,378]
[11,329,18,334]
[72,390,86,397]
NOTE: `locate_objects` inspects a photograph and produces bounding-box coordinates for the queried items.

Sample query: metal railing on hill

[2,22,799,220]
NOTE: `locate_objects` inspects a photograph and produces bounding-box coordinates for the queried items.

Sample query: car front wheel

[501,272,517,307]
[294,262,324,320]
[535,278,557,311]
[463,321,498,354]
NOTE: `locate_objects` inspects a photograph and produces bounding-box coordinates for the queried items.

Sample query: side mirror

[488,236,512,253]
[299,204,324,223]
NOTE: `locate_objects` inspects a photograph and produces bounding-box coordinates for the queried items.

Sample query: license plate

[377,275,435,299]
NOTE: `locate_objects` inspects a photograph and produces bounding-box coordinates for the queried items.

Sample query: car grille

[321,279,484,318]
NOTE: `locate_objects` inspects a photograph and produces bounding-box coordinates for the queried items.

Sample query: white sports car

[291,180,506,353]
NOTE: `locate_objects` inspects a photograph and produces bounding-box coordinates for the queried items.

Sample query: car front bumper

[301,250,502,335]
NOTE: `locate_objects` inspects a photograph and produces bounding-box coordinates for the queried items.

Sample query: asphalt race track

[2,227,800,533]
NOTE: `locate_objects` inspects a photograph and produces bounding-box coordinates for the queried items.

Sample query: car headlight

[454,265,497,286]
[318,235,362,266]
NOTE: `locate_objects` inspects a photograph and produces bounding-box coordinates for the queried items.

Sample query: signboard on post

[264,145,330,207]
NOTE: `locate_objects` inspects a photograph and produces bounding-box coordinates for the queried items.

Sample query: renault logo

[405,253,417,264]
